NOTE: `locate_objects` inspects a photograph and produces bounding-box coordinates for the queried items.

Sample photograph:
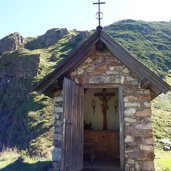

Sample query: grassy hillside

[0,20,171,170]
[105,20,171,77]
[152,71,171,146]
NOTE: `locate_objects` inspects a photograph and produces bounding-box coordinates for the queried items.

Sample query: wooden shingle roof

[34,28,171,99]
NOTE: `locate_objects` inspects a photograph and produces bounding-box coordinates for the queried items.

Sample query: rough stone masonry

[52,49,155,171]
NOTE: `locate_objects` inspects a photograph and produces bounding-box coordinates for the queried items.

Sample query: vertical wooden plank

[79,86,84,170]
[61,78,67,171]
[119,86,125,171]
[72,82,77,170]
[61,78,73,171]
[61,78,84,171]
[75,85,79,170]
[71,81,84,171]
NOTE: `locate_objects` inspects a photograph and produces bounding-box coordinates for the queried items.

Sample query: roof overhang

[34,28,171,99]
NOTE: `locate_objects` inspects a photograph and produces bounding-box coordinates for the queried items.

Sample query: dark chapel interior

[83,88,120,170]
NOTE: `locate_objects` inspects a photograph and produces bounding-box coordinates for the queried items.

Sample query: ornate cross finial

[93,0,106,28]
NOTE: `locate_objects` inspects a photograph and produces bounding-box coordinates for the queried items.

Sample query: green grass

[155,150,171,171]
[0,149,51,171]
[0,149,19,169]
[152,70,171,148]
[152,72,171,170]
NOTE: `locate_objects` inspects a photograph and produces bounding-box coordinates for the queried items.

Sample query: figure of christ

[95,89,115,130]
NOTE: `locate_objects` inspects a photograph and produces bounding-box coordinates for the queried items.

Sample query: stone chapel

[35,26,171,171]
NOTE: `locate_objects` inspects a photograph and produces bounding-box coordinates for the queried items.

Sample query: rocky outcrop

[0,33,24,54]
[0,51,40,150]
[25,29,89,51]
[70,31,89,44]
[25,28,69,50]
[43,28,68,47]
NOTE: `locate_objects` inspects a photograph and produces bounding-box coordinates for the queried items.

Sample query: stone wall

[52,91,63,171]
[124,88,155,171]
[52,49,155,170]
[70,49,155,171]
[70,51,140,87]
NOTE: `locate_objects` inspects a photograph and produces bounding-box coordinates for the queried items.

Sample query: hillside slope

[105,20,171,77]
[0,20,171,157]
[0,29,88,156]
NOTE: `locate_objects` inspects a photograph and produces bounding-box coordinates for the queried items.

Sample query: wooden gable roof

[34,28,171,98]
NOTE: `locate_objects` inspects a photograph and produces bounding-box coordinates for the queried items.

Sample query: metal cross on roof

[93,0,106,27]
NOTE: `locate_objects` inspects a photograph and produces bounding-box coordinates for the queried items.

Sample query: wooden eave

[34,29,171,98]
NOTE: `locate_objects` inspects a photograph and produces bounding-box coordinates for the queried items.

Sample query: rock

[124,108,136,116]
[139,95,151,102]
[144,102,151,107]
[43,28,68,47]
[122,68,130,74]
[52,147,62,161]
[135,162,141,171]
[143,138,154,145]
[142,161,155,171]
[124,102,141,108]
[54,134,62,141]
[54,107,63,113]
[55,100,63,107]
[126,76,134,82]
[124,96,138,102]
[77,68,84,75]
[125,135,134,143]
[0,32,24,54]
[70,31,89,44]
[55,113,60,120]
[127,159,134,164]
[109,66,115,71]
[164,146,170,151]
[125,117,136,123]
[55,96,63,102]
[25,28,69,49]
[135,123,152,130]
[136,109,152,117]
[160,138,171,146]
[140,144,154,152]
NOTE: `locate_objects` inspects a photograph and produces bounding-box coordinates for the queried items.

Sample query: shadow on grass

[0,158,52,171]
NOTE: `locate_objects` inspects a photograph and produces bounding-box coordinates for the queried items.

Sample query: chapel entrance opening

[83,88,120,170]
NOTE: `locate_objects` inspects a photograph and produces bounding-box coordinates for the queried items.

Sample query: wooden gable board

[34,29,171,98]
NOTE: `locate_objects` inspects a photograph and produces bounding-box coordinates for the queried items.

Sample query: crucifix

[95,89,115,130]
[93,0,106,27]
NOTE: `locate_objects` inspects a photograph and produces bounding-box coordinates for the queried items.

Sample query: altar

[84,130,120,161]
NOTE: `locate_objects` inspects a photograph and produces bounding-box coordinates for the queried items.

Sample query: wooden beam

[83,83,120,88]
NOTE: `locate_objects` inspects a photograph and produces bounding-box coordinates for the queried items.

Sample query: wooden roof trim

[34,30,100,93]
[100,30,171,93]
